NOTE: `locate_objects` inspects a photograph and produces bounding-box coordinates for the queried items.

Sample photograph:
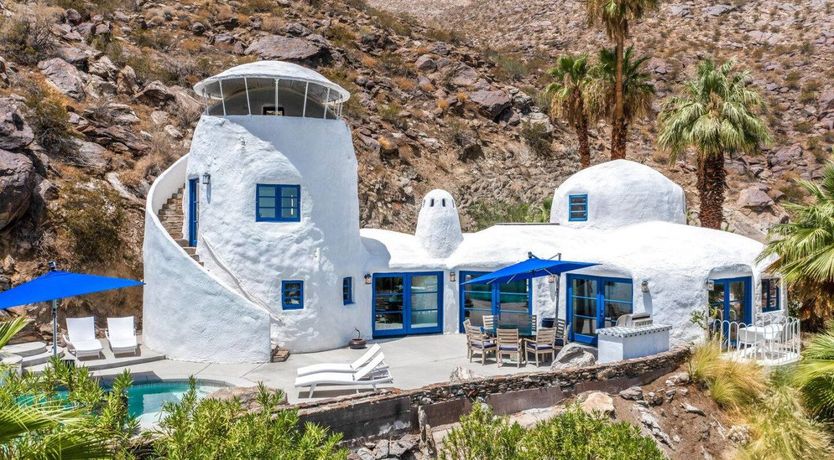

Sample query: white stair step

[5,341,48,357]
[21,349,64,367]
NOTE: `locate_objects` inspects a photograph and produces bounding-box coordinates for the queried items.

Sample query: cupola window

[568,194,588,221]
[256,184,301,222]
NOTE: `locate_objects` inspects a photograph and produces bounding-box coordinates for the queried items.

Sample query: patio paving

[92,334,551,403]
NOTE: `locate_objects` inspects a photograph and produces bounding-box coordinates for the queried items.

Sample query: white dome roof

[415,190,463,258]
[550,160,686,229]
[193,61,350,102]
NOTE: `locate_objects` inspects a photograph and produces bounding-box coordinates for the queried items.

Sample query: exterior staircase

[158,187,201,264]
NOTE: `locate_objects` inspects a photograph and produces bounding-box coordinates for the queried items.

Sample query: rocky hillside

[371,0,834,237]
[0,0,567,334]
[0,0,831,334]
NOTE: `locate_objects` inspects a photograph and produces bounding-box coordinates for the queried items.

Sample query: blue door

[373,272,443,338]
[458,272,532,332]
[187,178,199,247]
[708,277,752,342]
[567,275,633,345]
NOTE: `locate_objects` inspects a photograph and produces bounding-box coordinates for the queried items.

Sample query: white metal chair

[106,316,139,355]
[64,316,103,359]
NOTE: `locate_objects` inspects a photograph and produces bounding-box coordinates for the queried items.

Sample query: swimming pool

[120,381,226,427]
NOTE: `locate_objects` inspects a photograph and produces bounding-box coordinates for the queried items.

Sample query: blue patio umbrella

[462,254,598,335]
[0,269,144,356]
[462,254,598,285]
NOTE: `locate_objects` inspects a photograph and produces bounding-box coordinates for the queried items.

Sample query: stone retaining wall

[297,347,690,440]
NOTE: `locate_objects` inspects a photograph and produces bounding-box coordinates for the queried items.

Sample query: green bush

[153,381,347,459]
[23,81,77,157]
[60,184,126,266]
[520,121,552,157]
[440,404,664,460]
[467,197,552,231]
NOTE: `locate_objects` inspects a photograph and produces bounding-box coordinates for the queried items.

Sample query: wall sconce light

[449,272,456,282]
[547,274,557,284]
[364,274,372,285]
[705,280,715,290]
[201,172,211,185]
[641,280,649,293]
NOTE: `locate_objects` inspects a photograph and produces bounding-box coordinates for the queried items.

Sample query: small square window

[343,277,354,305]
[568,194,588,222]
[761,278,780,312]
[257,184,300,222]
[282,280,304,310]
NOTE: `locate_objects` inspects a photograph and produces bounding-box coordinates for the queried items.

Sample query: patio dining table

[482,316,537,338]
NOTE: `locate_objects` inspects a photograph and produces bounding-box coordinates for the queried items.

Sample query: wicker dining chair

[496,328,523,367]
[523,327,556,367]
[466,324,496,365]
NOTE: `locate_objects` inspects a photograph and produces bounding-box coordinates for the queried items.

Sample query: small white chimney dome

[415,189,463,258]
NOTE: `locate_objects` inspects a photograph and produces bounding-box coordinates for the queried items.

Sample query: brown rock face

[244,35,328,63]
[37,58,86,100]
[0,149,35,230]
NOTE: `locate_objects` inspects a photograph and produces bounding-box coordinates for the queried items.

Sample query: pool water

[125,381,223,427]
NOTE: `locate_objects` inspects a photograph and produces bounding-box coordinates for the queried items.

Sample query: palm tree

[586,0,660,159]
[792,326,834,422]
[546,54,595,168]
[587,47,654,158]
[758,160,834,329]
[657,59,769,229]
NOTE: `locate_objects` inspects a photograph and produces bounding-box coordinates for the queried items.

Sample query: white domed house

[143,62,797,366]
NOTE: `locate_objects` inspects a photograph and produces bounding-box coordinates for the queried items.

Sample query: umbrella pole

[52,299,58,356]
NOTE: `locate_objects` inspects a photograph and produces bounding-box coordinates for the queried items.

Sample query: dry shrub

[121,130,178,192]
[455,92,468,103]
[326,23,356,46]
[60,183,125,265]
[418,80,435,93]
[436,98,450,111]
[0,6,57,65]
[360,54,379,69]
[393,77,416,92]
[261,17,284,34]
[738,382,832,460]
[689,340,766,409]
[23,80,77,157]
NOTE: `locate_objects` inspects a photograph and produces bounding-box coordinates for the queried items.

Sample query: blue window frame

[568,194,588,221]
[187,178,199,247]
[566,275,633,345]
[458,271,533,332]
[343,277,354,305]
[761,278,780,313]
[373,272,443,338]
[281,280,304,310]
[256,184,300,222]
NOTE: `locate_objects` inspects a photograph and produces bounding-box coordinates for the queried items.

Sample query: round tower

[183,61,366,352]
[415,189,463,258]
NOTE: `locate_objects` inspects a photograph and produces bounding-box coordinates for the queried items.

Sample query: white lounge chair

[106,316,139,355]
[64,316,103,359]
[296,344,382,377]
[294,353,392,398]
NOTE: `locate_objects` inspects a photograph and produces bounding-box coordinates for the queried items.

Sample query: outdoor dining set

[464,314,566,367]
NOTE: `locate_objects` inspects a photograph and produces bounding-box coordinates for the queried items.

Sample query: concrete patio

[91,334,552,403]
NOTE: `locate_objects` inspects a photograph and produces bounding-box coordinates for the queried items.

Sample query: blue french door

[708,277,752,343]
[458,271,532,332]
[567,275,633,345]
[187,178,199,247]
[373,272,443,338]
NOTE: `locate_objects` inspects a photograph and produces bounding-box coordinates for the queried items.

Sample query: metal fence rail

[709,317,801,366]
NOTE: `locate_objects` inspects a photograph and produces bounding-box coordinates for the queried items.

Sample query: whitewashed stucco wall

[185,116,367,352]
[142,155,272,363]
